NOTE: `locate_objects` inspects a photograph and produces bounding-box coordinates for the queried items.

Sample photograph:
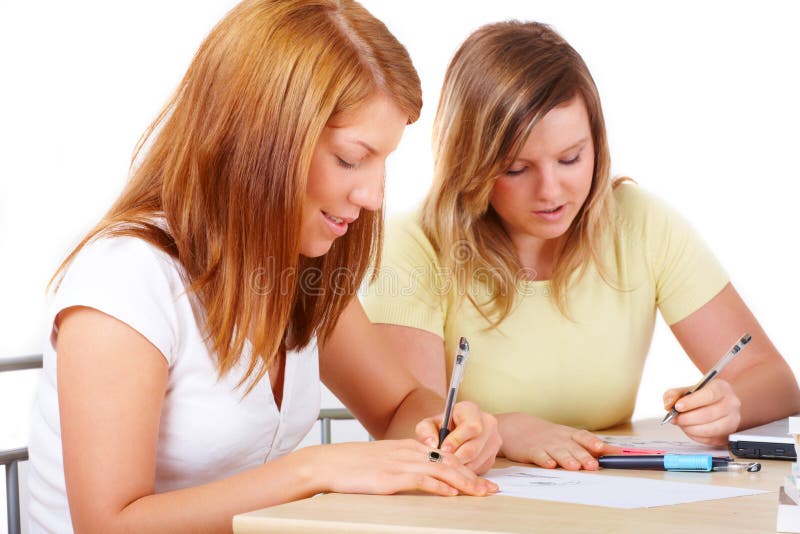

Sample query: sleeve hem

[362,303,444,339]
[660,276,730,325]
[50,300,173,365]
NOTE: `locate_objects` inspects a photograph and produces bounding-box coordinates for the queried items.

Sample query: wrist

[286,445,328,496]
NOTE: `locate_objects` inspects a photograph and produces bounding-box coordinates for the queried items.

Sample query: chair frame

[0,353,352,534]
[1,354,41,534]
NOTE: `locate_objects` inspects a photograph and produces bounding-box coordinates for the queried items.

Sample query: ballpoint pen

[598,454,761,472]
[438,337,470,448]
[711,457,762,472]
[661,333,752,425]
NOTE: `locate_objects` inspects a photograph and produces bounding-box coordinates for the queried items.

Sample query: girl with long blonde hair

[361,20,800,470]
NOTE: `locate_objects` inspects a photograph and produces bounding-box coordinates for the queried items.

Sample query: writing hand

[495,413,622,470]
[415,401,500,474]
[663,378,741,446]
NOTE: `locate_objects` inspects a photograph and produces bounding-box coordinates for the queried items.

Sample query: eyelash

[505,154,581,176]
[336,156,356,170]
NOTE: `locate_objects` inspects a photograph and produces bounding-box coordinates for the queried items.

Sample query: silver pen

[713,461,762,472]
[661,333,752,425]
[438,337,470,448]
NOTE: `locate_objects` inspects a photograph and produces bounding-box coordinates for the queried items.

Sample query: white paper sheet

[484,466,767,508]
[596,435,730,457]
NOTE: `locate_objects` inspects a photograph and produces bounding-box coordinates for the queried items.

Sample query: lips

[321,210,357,237]
[532,204,566,222]
[536,206,561,214]
[322,211,356,224]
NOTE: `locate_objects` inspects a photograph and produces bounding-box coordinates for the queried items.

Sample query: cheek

[490,179,523,218]
[305,163,341,206]
[561,160,594,204]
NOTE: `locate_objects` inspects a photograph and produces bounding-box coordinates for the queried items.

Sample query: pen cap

[664,454,713,471]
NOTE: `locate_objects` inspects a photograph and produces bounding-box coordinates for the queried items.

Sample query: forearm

[382,386,443,440]
[85,447,323,534]
[731,360,800,430]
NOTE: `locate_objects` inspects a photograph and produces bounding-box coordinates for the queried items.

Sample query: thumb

[415,417,440,449]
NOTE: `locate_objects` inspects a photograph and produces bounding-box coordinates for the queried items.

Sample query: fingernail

[675,403,684,411]
[425,438,436,448]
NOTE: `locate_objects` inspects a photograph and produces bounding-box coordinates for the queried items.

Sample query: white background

[1,0,799,528]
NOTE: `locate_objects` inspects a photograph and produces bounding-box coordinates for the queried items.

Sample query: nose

[348,168,384,212]
[532,164,561,199]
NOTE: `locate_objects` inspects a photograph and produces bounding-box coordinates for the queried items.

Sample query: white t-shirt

[26,236,320,533]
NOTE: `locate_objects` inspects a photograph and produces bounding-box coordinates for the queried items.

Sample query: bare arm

[320,299,499,472]
[369,321,620,471]
[666,282,800,443]
[58,307,494,534]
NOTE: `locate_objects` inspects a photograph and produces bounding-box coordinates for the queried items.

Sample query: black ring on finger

[428,450,443,463]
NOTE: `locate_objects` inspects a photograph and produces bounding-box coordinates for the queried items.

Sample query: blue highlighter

[598,454,713,472]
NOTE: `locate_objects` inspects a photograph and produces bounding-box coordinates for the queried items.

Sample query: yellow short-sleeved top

[362,184,729,430]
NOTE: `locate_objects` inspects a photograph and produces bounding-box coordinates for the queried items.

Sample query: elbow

[69,502,142,534]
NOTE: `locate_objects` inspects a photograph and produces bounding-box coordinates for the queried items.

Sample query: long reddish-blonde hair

[52,0,421,389]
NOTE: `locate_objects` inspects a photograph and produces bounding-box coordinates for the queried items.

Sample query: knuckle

[460,400,478,411]
[456,441,477,458]
[446,434,463,448]
[484,413,498,429]
[463,420,482,434]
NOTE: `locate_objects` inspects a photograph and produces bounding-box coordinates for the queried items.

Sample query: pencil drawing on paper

[503,472,580,487]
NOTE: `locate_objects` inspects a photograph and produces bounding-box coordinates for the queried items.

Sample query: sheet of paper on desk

[596,435,730,457]
[484,466,767,508]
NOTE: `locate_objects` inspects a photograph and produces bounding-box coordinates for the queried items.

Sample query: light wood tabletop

[233,419,788,533]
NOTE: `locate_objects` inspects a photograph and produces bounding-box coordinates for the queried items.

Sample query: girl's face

[300,92,408,258]
[490,95,595,254]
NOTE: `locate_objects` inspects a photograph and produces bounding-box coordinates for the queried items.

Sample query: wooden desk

[233,420,787,533]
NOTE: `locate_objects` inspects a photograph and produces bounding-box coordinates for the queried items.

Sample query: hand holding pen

[439,337,470,447]
[662,333,752,425]
[415,336,501,474]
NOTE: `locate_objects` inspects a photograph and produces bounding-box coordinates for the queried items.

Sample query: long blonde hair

[51,0,421,390]
[422,20,617,325]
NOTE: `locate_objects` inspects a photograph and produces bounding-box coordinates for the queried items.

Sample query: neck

[510,235,562,282]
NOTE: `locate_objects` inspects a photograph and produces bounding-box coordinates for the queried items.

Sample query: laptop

[728,416,798,460]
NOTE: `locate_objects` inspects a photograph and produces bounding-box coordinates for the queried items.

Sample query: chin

[299,240,335,258]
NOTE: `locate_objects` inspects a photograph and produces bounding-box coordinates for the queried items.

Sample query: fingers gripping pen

[661,333,752,425]
[438,337,470,448]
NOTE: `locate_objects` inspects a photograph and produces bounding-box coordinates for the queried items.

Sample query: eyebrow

[560,137,590,153]
[347,137,377,156]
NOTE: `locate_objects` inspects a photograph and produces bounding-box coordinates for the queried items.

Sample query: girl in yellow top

[360,20,800,470]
